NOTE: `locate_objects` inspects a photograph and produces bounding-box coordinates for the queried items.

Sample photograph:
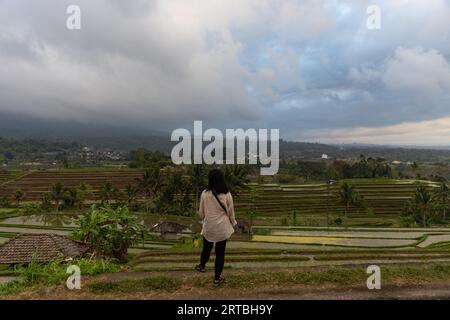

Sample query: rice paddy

[1,175,450,276]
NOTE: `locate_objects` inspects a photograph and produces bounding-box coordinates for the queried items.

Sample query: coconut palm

[434,182,450,220]
[50,182,65,211]
[223,165,249,196]
[124,184,139,207]
[189,164,207,210]
[338,182,361,216]
[413,184,433,227]
[63,186,85,209]
[99,182,116,206]
[138,165,163,199]
[14,189,25,206]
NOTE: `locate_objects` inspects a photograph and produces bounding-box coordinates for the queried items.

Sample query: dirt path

[11,279,450,300]
[8,262,450,300]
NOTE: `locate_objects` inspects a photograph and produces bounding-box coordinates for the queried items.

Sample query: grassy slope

[5,263,450,299]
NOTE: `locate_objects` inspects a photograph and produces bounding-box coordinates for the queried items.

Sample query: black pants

[200,236,227,280]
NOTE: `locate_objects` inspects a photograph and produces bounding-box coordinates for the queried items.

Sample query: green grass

[0,257,120,296]
[88,276,182,293]
[89,281,120,293]
[82,263,450,295]
[141,276,182,290]
[0,280,22,296]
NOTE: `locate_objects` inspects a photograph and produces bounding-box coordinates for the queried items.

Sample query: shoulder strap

[211,189,228,215]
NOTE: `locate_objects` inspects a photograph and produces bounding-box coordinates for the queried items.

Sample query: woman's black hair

[207,168,229,194]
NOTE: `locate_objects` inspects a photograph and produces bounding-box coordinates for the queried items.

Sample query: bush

[71,205,147,261]
[0,196,11,208]
[14,256,120,286]
[22,202,46,215]
[333,217,343,226]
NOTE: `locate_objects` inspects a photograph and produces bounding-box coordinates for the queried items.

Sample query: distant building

[151,221,190,240]
[235,218,253,235]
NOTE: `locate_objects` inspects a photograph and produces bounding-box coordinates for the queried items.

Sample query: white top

[199,190,237,242]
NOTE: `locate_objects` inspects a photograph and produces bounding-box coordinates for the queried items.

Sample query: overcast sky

[1,0,450,145]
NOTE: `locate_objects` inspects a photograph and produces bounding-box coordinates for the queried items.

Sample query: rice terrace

[2,160,450,299]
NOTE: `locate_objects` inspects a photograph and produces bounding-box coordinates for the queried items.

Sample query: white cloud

[301,117,450,145]
[0,0,450,145]
[382,47,450,96]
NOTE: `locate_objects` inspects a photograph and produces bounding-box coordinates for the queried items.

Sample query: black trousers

[200,236,227,280]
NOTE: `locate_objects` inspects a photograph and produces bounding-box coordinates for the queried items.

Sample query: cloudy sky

[1,0,450,145]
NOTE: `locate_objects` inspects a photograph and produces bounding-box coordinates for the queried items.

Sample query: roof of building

[0,234,89,264]
[151,221,187,234]
[236,218,252,227]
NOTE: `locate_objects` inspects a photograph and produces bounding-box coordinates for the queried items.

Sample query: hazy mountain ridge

[1,112,450,163]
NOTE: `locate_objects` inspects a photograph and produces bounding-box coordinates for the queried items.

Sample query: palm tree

[223,165,249,196]
[338,182,360,216]
[99,182,116,206]
[138,165,163,199]
[434,182,450,220]
[125,185,139,207]
[50,182,65,211]
[414,185,433,227]
[190,164,206,210]
[14,189,25,206]
[63,186,86,209]
[78,182,92,199]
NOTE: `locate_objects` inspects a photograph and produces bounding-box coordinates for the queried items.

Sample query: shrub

[14,256,120,286]
[333,217,343,226]
[71,205,147,261]
[0,195,11,208]
[22,202,45,215]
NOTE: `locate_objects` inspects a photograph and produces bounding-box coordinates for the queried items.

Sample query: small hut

[236,218,253,235]
[0,234,89,265]
[151,221,188,240]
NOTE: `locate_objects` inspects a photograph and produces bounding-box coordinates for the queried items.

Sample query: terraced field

[0,170,143,201]
[0,170,20,183]
[237,179,440,217]
[0,170,439,220]
[129,247,450,272]
[126,225,450,271]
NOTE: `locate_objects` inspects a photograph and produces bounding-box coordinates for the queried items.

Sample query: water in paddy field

[0,214,78,228]
[250,228,450,248]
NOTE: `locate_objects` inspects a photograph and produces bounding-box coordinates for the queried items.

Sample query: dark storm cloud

[0,0,449,144]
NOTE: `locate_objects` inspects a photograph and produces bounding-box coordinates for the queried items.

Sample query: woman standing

[195,169,237,286]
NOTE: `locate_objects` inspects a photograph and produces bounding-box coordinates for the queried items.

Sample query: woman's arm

[198,191,205,220]
[226,193,237,226]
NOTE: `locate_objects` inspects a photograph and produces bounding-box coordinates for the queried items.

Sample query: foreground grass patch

[0,280,22,296]
[87,263,450,296]
[88,276,182,294]
[0,257,120,297]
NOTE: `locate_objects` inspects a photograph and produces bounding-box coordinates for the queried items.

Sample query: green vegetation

[0,137,81,163]
[337,182,363,216]
[59,263,450,296]
[402,183,450,227]
[0,256,119,296]
[89,276,182,293]
[71,206,147,261]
